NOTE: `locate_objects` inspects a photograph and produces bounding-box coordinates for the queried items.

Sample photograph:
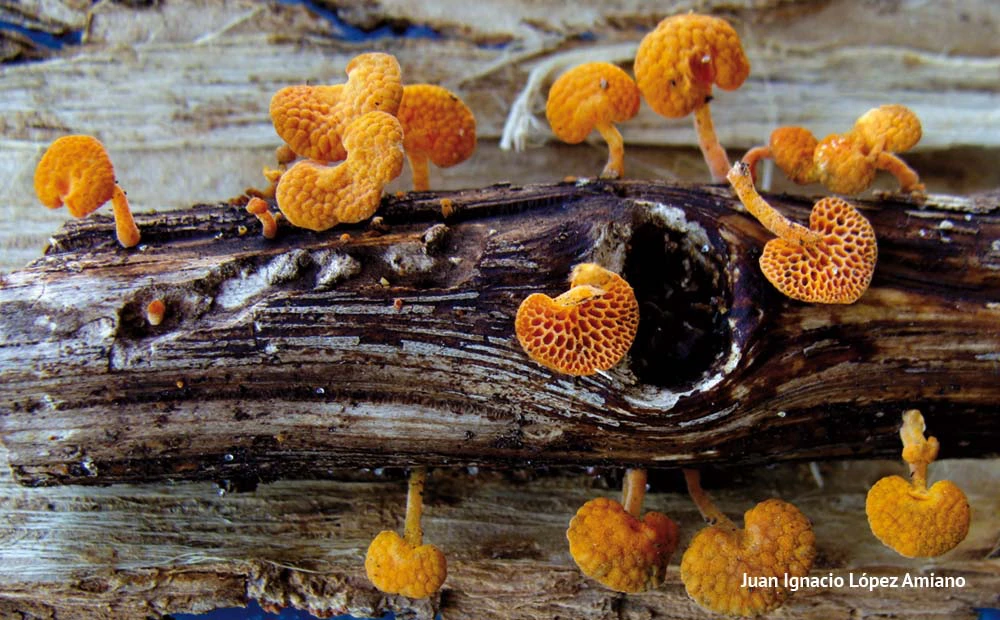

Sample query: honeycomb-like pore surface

[769,126,819,185]
[813,133,876,195]
[270,52,402,162]
[34,135,117,217]
[567,497,679,593]
[760,196,877,304]
[680,499,816,616]
[398,84,477,167]
[545,62,640,143]
[866,476,970,558]
[365,530,448,599]
[514,263,639,375]
[852,104,922,153]
[275,111,404,231]
[634,13,750,118]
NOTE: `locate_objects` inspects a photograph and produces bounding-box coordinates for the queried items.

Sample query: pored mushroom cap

[545,62,640,144]
[567,497,678,593]
[759,196,877,304]
[813,133,875,195]
[852,104,922,154]
[515,263,639,376]
[680,499,816,616]
[34,135,117,218]
[865,475,970,558]
[634,13,750,118]
[275,110,404,231]
[398,84,477,168]
[365,530,447,599]
[769,126,819,185]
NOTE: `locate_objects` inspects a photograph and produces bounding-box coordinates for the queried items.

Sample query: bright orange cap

[634,13,750,119]
[567,497,678,593]
[275,110,404,231]
[680,499,816,616]
[515,263,639,376]
[813,133,877,195]
[852,104,922,154]
[768,126,819,185]
[397,84,477,191]
[365,530,447,599]
[270,52,403,163]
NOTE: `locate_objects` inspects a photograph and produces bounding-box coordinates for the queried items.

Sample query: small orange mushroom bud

[275,110,405,231]
[146,299,166,326]
[365,467,447,598]
[245,197,278,239]
[680,469,816,616]
[397,84,477,191]
[567,468,678,593]
[545,62,640,179]
[866,410,971,558]
[34,135,141,248]
[515,263,639,376]
[634,14,750,181]
[269,52,403,163]
[728,161,877,304]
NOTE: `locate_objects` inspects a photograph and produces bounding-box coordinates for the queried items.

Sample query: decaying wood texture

[1,181,998,488]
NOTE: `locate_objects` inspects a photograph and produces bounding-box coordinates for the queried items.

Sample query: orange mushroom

[365,467,447,598]
[145,299,166,326]
[680,469,816,616]
[866,409,971,558]
[269,52,403,164]
[727,161,878,304]
[245,197,278,239]
[397,84,477,191]
[634,13,750,182]
[34,135,141,248]
[514,263,639,376]
[275,110,404,232]
[567,468,678,593]
[544,62,640,179]
[741,126,819,186]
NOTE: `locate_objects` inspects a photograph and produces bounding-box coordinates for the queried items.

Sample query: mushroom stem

[875,151,926,194]
[246,197,278,239]
[727,162,822,246]
[621,468,648,518]
[900,409,938,492]
[403,466,427,546]
[693,104,730,182]
[110,185,141,248]
[683,469,732,527]
[408,153,431,192]
[595,121,625,179]
[740,146,772,183]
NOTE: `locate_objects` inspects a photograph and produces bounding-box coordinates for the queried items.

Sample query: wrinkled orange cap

[545,62,640,143]
[275,110,404,231]
[34,135,117,217]
[813,133,877,195]
[398,84,477,168]
[567,497,678,593]
[634,13,749,118]
[760,196,878,304]
[270,52,403,163]
[852,104,922,154]
[365,530,447,599]
[515,263,639,376]
[680,499,816,616]
[769,126,819,185]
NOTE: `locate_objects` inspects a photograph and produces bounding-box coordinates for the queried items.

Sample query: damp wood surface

[0,180,998,487]
[2,0,1000,270]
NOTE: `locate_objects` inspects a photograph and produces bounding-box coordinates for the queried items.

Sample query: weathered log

[1,181,998,487]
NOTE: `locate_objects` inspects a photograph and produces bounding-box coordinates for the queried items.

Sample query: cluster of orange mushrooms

[30,9,970,619]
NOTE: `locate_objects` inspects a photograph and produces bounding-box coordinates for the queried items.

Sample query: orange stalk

[621,468,648,518]
[875,152,925,194]
[727,162,821,245]
[683,468,731,527]
[693,105,730,182]
[595,121,625,179]
[403,466,427,546]
[111,185,141,248]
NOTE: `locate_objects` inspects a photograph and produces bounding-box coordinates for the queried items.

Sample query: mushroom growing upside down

[397,84,477,191]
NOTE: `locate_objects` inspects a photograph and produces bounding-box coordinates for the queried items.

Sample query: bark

[1,181,998,487]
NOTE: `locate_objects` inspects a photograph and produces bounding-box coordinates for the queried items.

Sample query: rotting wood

[1,180,998,487]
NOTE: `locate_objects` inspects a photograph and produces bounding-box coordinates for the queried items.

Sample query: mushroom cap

[769,126,819,185]
[34,135,117,218]
[365,530,447,599]
[567,497,678,593]
[275,110,404,231]
[813,133,875,195]
[545,62,640,144]
[852,104,922,154]
[269,52,402,162]
[680,499,816,616]
[514,263,639,376]
[865,475,970,557]
[759,196,877,304]
[634,13,750,118]
[398,84,477,168]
